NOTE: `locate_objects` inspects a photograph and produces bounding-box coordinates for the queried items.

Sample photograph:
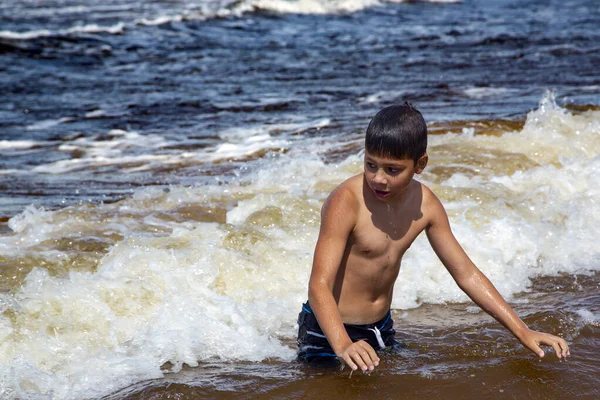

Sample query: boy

[297,103,570,372]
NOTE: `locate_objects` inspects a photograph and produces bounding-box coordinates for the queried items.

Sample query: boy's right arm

[308,186,380,372]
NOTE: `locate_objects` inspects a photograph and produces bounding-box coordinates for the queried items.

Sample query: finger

[342,354,358,371]
[557,338,569,358]
[349,350,368,372]
[529,341,545,358]
[359,341,380,367]
[356,347,374,371]
[550,340,563,359]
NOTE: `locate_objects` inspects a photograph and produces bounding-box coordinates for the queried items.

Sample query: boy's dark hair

[365,103,427,162]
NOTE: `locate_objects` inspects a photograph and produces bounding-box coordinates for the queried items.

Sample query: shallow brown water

[106,272,599,400]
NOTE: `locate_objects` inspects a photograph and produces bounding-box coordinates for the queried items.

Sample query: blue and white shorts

[296,301,396,365]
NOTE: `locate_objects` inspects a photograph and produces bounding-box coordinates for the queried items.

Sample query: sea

[0,0,599,398]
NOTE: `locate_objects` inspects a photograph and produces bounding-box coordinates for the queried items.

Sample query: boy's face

[363,150,427,201]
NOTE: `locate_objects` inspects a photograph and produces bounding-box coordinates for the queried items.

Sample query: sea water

[1,0,599,398]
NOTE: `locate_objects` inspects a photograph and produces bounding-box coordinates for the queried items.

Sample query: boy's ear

[415,153,428,174]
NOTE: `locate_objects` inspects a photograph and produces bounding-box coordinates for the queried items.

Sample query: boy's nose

[372,170,387,185]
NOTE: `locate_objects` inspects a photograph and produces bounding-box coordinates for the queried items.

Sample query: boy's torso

[333,174,431,324]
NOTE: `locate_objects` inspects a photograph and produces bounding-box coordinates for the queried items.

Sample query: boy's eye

[387,167,401,174]
[366,162,377,169]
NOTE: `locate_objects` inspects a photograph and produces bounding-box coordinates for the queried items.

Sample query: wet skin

[307,151,570,372]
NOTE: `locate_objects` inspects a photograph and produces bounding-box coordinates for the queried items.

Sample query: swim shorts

[297,301,396,364]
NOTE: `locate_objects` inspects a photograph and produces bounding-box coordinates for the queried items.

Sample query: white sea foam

[16,4,132,18]
[392,91,600,307]
[359,89,406,104]
[463,86,515,99]
[0,169,25,175]
[0,140,40,150]
[0,212,301,398]
[30,130,171,174]
[244,0,379,14]
[0,92,598,398]
[238,0,461,15]
[209,118,330,161]
[25,117,73,131]
[136,15,184,26]
[84,109,106,118]
[217,118,330,142]
[211,135,289,160]
[0,23,125,40]
[575,309,599,326]
[1,0,463,41]
[25,119,331,174]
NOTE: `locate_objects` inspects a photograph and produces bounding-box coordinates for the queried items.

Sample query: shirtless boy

[297,103,570,371]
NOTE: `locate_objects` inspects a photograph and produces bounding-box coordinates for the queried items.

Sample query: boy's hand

[338,340,380,372]
[518,329,570,359]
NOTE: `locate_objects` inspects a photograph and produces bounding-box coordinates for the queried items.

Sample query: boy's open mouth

[374,189,390,198]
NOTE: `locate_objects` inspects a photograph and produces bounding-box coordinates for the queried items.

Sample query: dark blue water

[1,0,599,217]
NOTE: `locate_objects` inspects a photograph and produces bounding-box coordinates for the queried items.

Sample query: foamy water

[0,94,598,399]
[2,0,598,396]
[0,0,462,40]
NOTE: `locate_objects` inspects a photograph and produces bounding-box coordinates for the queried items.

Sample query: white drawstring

[368,326,386,349]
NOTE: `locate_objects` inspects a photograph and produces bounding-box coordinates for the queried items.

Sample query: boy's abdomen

[333,251,401,324]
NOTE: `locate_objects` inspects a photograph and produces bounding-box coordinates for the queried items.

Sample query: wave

[0,92,597,398]
[0,0,461,41]
[0,23,125,41]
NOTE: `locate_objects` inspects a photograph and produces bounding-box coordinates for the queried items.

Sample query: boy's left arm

[424,190,570,359]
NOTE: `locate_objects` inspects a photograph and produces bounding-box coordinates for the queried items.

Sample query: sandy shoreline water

[101,272,600,400]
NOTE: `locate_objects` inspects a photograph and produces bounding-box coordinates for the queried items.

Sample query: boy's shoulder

[318,175,363,232]
[406,179,445,216]
[417,182,449,228]
[323,174,363,210]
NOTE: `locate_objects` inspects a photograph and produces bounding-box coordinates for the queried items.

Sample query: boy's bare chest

[350,211,424,259]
